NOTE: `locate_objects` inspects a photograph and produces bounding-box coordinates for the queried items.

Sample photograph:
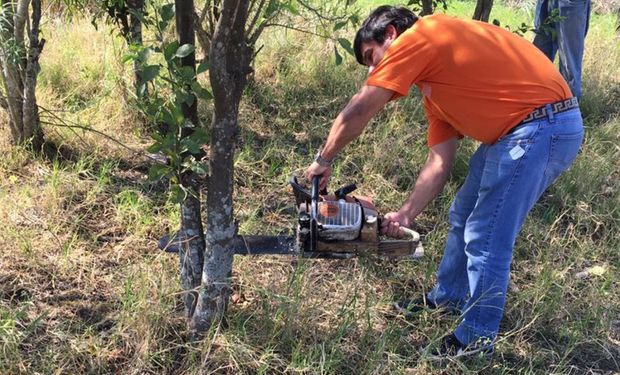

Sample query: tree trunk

[22,0,44,149]
[173,0,207,324]
[421,0,433,16]
[127,0,146,96]
[473,0,493,22]
[178,173,205,320]
[616,6,619,35]
[189,0,252,338]
[0,0,44,148]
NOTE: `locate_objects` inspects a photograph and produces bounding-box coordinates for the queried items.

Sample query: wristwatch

[314,149,335,167]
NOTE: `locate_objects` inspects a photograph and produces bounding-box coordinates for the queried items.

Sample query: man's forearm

[319,85,394,161]
[400,137,458,220]
[321,101,368,160]
[400,154,452,220]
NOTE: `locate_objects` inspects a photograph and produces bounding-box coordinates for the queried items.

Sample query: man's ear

[385,24,398,42]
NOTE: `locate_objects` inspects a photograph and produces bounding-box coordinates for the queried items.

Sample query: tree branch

[198,0,210,24]
[262,22,331,38]
[194,11,211,61]
[245,0,266,39]
[13,0,30,44]
[37,105,166,165]
[297,0,343,22]
[248,12,279,45]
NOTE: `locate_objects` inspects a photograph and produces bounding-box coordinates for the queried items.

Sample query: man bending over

[305,6,583,359]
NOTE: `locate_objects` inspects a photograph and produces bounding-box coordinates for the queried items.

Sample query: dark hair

[353,6,418,65]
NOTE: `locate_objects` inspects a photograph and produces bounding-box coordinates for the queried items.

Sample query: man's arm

[305,85,394,188]
[381,137,458,238]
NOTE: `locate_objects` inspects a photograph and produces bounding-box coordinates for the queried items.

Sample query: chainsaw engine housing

[316,200,363,240]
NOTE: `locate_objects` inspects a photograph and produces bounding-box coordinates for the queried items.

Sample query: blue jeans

[428,106,584,346]
[533,0,591,98]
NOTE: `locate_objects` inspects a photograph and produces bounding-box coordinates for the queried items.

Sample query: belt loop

[545,104,555,123]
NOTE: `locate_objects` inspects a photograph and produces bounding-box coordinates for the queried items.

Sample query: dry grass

[1,1,619,374]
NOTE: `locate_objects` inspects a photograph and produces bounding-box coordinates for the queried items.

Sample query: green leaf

[177,91,195,107]
[164,41,180,61]
[265,0,279,17]
[146,142,163,153]
[196,60,209,75]
[137,83,147,98]
[189,127,210,144]
[175,44,196,58]
[121,53,135,64]
[191,81,213,102]
[162,106,183,128]
[181,138,202,154]
[137,47,152,63]
[281,1,299,15]
[141,65,160,82]
[160,4,175,22]
[338,38,354,56]
[333,21,347,31]
[334,46,343,66]
[169,184,187,204]
[179,66,196,80]
[148,164,171,181]
[190,161,209,176]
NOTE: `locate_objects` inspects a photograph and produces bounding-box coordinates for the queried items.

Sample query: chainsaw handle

[311,175,320,202]
[379,216,420,241]
[400,227,420,242]
[334,183,357,200]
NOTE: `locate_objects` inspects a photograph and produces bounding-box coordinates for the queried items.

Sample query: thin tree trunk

[179,174,205,319]
[421,0,433,16]
[616,6,619,35]
[473,0,493,22]
[174,0,207,323]
[0,0,25,143]
[22,0,43,149]
[189,0,252,338]
[0,0,44,147]
[127,0,146,96]
[1,64,24,142]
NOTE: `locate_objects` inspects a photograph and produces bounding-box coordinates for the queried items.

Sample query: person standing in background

[533,0,592,99]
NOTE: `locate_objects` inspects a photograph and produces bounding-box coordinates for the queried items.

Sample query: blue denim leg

[533,0,591,98]
[427,146,486,310]
[556,0,591,99]
[454,108,584,346]
[533,0,558,59]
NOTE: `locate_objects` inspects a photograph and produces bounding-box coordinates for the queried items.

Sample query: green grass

[0,0,619,374]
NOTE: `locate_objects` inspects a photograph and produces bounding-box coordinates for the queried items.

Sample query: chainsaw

[159,176,423,259]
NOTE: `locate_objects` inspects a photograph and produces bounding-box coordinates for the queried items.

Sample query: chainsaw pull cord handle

[378,216,420,242]
[400,226,420,242]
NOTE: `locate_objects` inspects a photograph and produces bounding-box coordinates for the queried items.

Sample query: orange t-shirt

[365,14,572,147]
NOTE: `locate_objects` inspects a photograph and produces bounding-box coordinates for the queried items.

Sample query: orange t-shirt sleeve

[365,28,437,98]
[425,101,461,147]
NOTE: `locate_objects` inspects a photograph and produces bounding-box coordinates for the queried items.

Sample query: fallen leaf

[587,265,607,276]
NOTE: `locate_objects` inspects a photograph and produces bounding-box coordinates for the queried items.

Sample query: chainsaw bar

[233,235,424,259]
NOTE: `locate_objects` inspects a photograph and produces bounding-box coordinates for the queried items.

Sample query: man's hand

[381,210,412,238]
[304,162,332,191]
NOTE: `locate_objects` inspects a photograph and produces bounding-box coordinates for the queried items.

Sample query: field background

[1,0,619,374]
